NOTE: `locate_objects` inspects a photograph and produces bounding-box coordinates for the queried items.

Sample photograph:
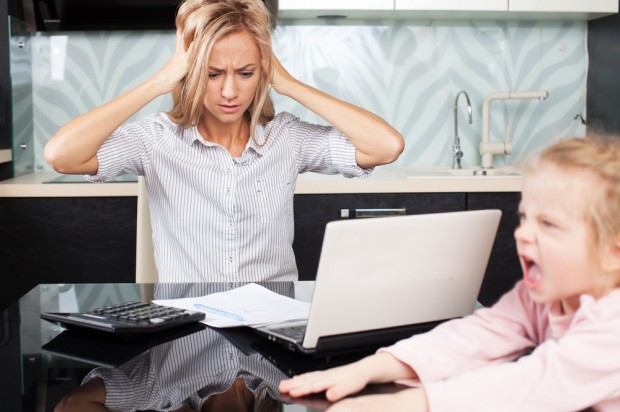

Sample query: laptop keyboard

[270,324,307,342]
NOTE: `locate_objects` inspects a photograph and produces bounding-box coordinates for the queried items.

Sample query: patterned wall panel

[31,19,586,172]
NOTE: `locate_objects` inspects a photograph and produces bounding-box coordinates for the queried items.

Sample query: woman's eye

[240,71,254,78]
[208,72,221,79]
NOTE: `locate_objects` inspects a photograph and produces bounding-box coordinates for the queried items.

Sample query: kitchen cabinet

[0,1,12,181]
[0,0,32,181]
[509,0,617,13]
[395,0,507,12]
[278,0,616,19]
[278,0,395,19]
[0,197,137,309]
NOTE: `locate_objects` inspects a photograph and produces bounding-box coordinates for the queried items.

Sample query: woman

[44,0,404,282]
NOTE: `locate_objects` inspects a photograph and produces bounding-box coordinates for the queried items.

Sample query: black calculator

[41,301,205,336]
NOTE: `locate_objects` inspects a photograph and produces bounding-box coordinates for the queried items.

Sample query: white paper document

[152,283,310,328]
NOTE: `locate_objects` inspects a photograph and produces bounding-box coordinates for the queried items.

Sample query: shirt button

[229,257,233,263]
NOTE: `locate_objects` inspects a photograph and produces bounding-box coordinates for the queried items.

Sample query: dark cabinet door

[293,193,466,280]
[467,192,521,306]
[0,197,137,309]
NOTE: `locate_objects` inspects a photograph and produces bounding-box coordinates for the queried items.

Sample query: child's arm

[279,352,417,402]
[325,387,428,412]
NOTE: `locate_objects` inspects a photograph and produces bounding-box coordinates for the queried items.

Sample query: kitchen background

[25,18,586,176]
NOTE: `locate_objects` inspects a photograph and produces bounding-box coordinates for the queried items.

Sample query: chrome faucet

[453,90,472,169]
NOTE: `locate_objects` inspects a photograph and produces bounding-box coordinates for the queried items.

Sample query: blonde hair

[167,0,275,143]
[524,136,620,255]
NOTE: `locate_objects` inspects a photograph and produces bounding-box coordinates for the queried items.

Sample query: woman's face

[202,30,262,128]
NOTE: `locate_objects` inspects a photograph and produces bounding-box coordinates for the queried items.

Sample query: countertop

[0,166,522,197]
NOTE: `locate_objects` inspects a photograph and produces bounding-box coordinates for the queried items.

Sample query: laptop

[255,209,502,355]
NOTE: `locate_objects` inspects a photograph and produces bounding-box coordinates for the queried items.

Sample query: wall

[29,18,587,173]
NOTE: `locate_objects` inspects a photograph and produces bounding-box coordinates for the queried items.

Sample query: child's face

[514,164,604,314]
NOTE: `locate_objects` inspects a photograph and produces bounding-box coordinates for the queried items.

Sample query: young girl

[280,136,620,411]
[43,0,403,283]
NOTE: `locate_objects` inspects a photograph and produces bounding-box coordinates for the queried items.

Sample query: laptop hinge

[314,319,451,355]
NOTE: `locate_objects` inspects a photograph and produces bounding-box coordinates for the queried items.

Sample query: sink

[393,167,522,178]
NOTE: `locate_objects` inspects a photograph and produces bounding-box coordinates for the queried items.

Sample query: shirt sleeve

[84,114,164,182]
[82,355,152,412]
[276,112,373,178]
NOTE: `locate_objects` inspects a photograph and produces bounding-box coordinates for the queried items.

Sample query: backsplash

[31,19,586,172]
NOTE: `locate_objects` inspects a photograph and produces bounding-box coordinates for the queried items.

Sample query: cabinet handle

[340,208,406,218]
[0,84,4,126]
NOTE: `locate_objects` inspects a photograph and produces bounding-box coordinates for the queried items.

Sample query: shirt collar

[185,125,266,157]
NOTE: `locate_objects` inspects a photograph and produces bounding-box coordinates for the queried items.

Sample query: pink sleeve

[382,286,620,412]
[382,282,546,383]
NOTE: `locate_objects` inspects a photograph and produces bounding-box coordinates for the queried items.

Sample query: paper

[153,283,310,328]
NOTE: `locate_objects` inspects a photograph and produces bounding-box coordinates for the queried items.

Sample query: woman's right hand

[152,30,192,94]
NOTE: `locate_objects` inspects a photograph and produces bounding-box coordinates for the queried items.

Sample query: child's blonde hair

[167,0,275,143]
[526,136,620,258]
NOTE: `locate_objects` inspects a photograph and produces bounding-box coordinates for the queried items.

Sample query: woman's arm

[54,378,108,412]
[44,31,190,175]
[270,56,404,169]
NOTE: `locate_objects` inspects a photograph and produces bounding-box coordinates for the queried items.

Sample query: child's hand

[279,362,372,402]
[325,387,428,412]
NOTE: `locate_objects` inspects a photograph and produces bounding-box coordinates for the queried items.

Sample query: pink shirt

[382,281,620,412]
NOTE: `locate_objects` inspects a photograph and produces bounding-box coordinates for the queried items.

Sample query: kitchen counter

[0,166,522,197]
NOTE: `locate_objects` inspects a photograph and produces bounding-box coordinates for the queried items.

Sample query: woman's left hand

[270,54,296,96]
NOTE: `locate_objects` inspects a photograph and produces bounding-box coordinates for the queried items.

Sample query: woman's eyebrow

[208,63,258,71]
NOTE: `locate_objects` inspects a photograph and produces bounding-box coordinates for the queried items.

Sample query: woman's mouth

[521,255,542,289]
[219,104,241,114]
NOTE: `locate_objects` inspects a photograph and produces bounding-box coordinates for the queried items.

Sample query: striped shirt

[86,111,371,282]
[83,283,293,411]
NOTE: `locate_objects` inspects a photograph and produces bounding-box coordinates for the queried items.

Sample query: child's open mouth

[521,256,542,289]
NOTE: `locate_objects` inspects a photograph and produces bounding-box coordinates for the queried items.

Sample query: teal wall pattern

[31,19,586,172]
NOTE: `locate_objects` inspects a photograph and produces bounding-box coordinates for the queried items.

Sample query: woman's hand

[270,54,296,97]
[152,30,192,94]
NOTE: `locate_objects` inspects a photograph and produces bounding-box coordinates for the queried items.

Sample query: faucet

[480,90,548,169]
[452,90,472,169]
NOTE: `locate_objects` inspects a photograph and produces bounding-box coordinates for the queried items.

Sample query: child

[279,136,620,412]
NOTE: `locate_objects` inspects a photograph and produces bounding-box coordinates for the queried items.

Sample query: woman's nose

[221,76,238,99]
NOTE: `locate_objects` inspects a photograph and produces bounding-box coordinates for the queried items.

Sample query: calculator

[41,301,205,336]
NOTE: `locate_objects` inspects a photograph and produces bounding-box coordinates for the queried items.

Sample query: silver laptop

[255,209,502,355]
